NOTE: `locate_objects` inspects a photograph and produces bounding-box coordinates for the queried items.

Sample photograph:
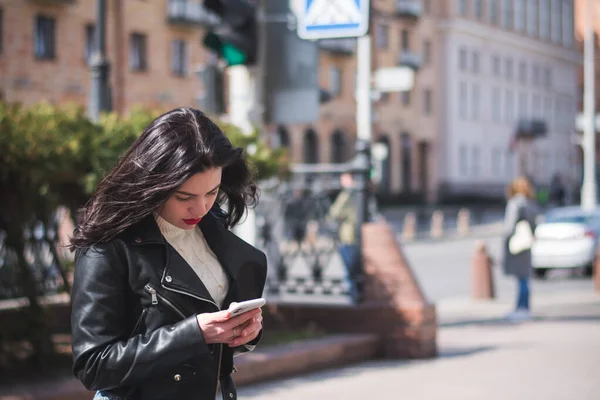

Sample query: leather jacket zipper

[144,284,186,319]
[149,283,223,398]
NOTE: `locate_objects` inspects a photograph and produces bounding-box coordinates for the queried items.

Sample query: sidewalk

[238,290,600,399]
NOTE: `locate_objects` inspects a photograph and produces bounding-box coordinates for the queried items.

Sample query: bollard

[430,210,444,238]
[471,240,495,300]
[595,244,600,292]
[457,208,470,236]
[402,212,416,241]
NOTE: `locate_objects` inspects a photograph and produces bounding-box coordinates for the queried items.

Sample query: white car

[531,207,600,278]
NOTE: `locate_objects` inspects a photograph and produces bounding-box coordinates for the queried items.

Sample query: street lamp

[88,0,111,123]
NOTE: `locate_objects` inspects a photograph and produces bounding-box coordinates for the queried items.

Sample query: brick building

[0,0,214,113]
[0,0,580,203]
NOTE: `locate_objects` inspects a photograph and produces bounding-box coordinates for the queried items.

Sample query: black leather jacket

[71,212,267,400]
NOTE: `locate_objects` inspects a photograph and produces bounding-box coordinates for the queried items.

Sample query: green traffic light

[203,33,247,66]
[222,43,247,66]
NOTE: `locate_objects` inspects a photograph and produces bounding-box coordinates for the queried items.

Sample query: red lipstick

[182,218,201,225]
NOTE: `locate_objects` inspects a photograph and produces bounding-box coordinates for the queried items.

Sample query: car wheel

[533,268,548,279]
[584,263,594,278]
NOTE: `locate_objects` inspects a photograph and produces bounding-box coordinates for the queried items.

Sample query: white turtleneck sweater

[154,214,229,308]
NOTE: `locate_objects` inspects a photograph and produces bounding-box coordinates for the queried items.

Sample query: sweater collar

[154,213,196,241]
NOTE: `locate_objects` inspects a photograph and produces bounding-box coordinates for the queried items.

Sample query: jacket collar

[129,211,241,306]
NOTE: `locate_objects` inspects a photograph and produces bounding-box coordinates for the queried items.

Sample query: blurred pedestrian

[69,108,266,400]
[548,173,566,208]
[503,176,539,322]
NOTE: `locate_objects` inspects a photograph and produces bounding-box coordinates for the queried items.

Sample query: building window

[471,146,480,177]
[475,0,483,20]
[532,64,540,86]
[459,145,469,177]
[505,89,514,124]
[492,148,502,176]
[171,39,187,76]
[544,97,553,123]
[539,0,550,39]
[562,0,574,47]
[527,0,538,37]
[532,94,541,118]
[84,24,95,65]
[401,29,409,50]
[376,23,388,49]
[501,0,513,29]
[471,84,480,120]
[544,67,552,88]
[402,90,411,106]
[518,61,527,84]
[34,15,56,60]
[423,40,432,65]
[551,0,561,43]
[505,58,513,80]
[489,0,498,24]
[330,130,346,163]
[458,0,468,16]
[329,66,341,97]
[505,150,514,177]
[514,0,525,32]
[472,51,480,74]
[492,87,501,123]
[303,129,319,163]
[459,81,468,119]
[401,134,412,191]
[459,47,468,71]
[492,55,501,76]
[423,88,432,115]
[519,92,529,118]
[130,33,147,71]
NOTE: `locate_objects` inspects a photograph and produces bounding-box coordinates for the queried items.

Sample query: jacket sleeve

[71,241,211,391]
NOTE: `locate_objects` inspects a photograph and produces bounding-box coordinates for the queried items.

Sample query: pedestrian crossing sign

[296,0,370,40]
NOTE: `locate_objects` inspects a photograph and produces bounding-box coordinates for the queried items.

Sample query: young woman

[503,176,538,321]
[69,108,267,400]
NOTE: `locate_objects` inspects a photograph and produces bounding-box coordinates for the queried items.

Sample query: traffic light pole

[88,0,111,123]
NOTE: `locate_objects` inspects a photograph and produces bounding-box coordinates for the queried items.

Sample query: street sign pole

[356,33,372,143]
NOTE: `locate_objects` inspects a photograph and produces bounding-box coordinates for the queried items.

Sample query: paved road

[401,234,594,304]
[238,291,600,400]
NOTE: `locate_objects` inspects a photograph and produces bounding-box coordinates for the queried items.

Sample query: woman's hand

[195,308,262,345]
[226,308,263,348]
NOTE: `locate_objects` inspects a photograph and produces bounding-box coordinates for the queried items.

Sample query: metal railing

[255,142,371,305]
[0,210,72,301]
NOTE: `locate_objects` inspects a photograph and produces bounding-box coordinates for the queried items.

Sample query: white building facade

[436,0,579,200]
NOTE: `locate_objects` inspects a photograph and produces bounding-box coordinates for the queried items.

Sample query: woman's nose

[191,201,207,217]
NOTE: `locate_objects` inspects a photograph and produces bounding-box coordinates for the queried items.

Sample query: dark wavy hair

[70,107,258,249]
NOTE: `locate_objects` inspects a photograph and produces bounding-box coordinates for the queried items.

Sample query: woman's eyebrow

[176,184,220,196]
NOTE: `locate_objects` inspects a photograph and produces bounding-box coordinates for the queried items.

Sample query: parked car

[531,206,600,278]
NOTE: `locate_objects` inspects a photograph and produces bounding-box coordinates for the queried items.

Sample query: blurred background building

[0,0,583,204]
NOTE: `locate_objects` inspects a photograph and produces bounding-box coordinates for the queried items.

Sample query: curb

[0,334,380,400]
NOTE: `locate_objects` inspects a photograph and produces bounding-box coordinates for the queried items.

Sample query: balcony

[167,0,220,27]
[397,50,422,70]
[396,0,423,19]
[515,119,547,139]
[318,38,356,55]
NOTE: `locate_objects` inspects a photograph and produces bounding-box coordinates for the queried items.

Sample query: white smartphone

[227,298,266,317]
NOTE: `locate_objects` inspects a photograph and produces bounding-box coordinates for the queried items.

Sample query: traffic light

[202,0,257,66]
